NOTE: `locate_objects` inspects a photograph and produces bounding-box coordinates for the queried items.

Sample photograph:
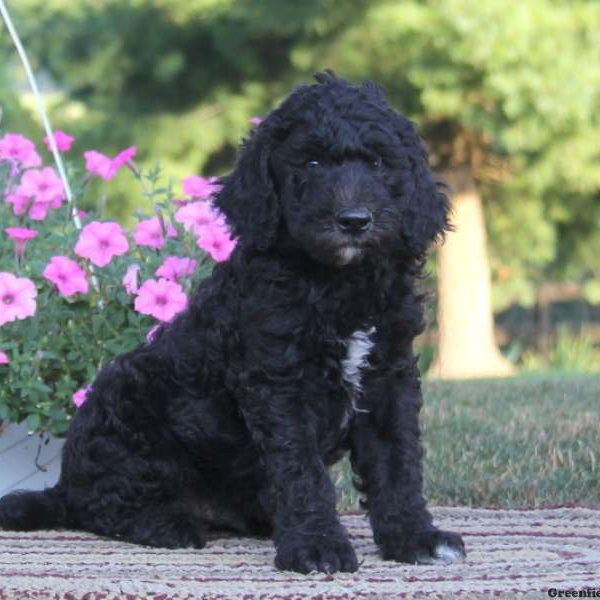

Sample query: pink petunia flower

[83,146,137,181]
[174,201,222,236]
[18,167,65,205]
[197,222,237,262]
[74,208,89,221]
[4,227,38,259]
[0,272,37,327]
[0,350,9,365]
[17,167,65,220]
[133,216,177,250]
[43,256,89,297]
[72,385,92,408]
[182,176,222,199]
[134,278,188,322]
[83,151,114,180]
[122,263,140,295]
[112,146,136,168]
[155,256,197,281]
[4,191,31,216]
[43,130,75,153]
[74,221,129,267]
[4,227,38,243]
[249,116,263,125]
[0,133,42,169]
[28,201,53,221]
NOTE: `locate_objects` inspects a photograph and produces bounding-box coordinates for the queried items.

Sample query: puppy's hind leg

[63,351,208,549]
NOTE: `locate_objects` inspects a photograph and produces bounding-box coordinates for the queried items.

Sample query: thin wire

[0,0,102,297]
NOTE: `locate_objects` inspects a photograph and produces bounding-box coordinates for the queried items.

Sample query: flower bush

[0,129,235,435]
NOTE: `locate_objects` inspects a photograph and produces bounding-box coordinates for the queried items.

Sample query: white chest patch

[341,327,375,392]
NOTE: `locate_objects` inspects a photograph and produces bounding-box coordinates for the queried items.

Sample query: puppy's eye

[306,160,320,168]
[372,156,383,169]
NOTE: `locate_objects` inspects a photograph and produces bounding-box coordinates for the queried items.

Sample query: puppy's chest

[310,326,377,454]
[335,326,377,429]
[340,327,376,393]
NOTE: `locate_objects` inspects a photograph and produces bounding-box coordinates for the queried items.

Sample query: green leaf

[26,414,41,432]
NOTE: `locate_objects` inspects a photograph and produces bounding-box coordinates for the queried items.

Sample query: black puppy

[0,72,465,574]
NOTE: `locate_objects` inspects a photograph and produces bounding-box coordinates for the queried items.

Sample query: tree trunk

[429,166,514,379]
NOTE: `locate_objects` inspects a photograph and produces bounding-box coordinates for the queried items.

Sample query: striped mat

[0,507,599,599]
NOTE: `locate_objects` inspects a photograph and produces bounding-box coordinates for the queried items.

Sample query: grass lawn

[332,374,600,510]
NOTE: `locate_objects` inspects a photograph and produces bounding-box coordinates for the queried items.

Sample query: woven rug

[0,507,599,599]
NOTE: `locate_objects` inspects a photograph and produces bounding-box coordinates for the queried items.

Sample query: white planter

[0,422,63,496]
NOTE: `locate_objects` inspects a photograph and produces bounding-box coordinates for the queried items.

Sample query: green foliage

[333,375,600,510]
[0,51,38,142]
[520,326,600,374]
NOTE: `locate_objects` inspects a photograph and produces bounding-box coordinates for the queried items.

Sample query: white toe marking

[418,542,465,565]
[435,543,465,562]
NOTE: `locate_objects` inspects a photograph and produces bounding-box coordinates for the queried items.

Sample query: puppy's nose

[336,208,373,234]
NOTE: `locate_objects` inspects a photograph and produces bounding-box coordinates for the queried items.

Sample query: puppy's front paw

[275,533,358,574]
[381,529,466,565]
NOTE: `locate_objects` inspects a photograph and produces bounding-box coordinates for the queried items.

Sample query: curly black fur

[0,72,465,573]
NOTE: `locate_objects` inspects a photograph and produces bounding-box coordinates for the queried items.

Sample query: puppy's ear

[388,112,450,256]
[364,86,449,256]
[213,128,280,251]
[401,139,451,256]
